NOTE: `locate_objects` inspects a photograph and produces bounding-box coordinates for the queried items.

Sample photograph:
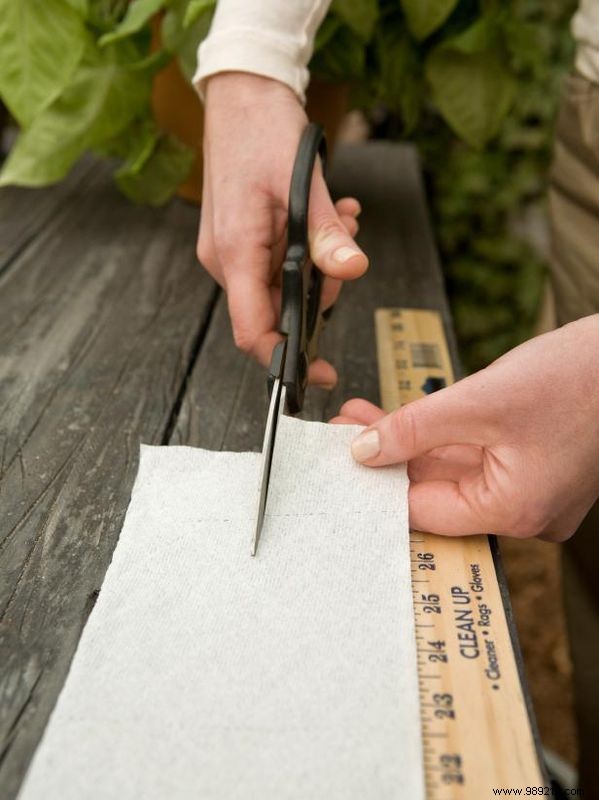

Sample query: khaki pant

[549,72,599,791]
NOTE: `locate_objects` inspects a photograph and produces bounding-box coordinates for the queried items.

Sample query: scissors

[251,122,328,556]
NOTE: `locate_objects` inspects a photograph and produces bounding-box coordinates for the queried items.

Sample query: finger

[308,358,337,388]
[226,271,281,366]
[339,398,386,424]
[408,455,479,484]
[339,213,359,238]
[329,415,364,425]
[335,197,361,218]
[350,380,496,466]
[269,284,282,317]
[321,276,342,310]
[419,444,483,468]
[269,205,291,277]
[408,480,489,536]
[538,530,570,543]
[309,169,368,280]
[197,162,225,286]
[269,212,357,281]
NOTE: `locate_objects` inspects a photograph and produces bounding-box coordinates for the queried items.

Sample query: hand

[331,315,599,541]
[198,72,369,387]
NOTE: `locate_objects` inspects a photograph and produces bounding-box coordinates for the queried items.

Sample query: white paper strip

[19,416,423,799]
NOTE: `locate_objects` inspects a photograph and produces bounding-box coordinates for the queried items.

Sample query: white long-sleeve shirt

[194,0,599,102]
[194,0,331,102]
[573,0,599,82]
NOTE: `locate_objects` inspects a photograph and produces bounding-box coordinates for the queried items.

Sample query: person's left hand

[330,316,599,542]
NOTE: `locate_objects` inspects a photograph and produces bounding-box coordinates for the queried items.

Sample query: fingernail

[351,429,380,463]
[332,245,361,263]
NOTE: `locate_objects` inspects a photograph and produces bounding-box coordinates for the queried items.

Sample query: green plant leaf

[64,0,89,15]
[425,19,516,147]
[375,28,423,131]
[99,0,166,45]
[162,0,214,81]
[87,0,130,31]
[330,0,378,41]
[400,0,459,40]
[115,119,158,168]
[183,0,215,29]
[314,16,341,52]
[0,40,153,187]
[309,25,365,82]
[0,0,88,126]
[116,133,194,205]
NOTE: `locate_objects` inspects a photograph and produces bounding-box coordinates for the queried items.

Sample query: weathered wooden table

[0,142,459,799]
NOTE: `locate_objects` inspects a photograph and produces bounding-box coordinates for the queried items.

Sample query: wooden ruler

[375,308,544,797]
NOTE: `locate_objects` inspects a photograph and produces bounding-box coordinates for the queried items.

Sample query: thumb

[350,381,493,466]
[308,167,368,280]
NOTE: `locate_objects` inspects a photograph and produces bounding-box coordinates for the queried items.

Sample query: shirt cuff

[193,29,310,104]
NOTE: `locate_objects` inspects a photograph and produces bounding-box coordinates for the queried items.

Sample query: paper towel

[19,416,423,799]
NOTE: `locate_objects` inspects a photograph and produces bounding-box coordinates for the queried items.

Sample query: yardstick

[375,308,545,798]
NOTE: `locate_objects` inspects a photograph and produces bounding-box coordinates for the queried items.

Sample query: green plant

[0,0,576,369]
[0,0,557,204]
[311,0,576,370]
[411,0,576,371]
[0,0,215,203]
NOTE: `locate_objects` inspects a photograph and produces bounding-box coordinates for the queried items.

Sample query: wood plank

[0,166,217,798]
[171,142,460,450]
[0,141,483,798]
[169,296,267,450]
[0,159,96,279]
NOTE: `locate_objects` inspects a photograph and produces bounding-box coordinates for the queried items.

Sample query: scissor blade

[251,381,286,556]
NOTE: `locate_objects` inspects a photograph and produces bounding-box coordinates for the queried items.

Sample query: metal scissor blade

[251,382,286,556]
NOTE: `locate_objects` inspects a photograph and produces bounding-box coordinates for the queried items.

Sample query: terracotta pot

[151,54,349,204]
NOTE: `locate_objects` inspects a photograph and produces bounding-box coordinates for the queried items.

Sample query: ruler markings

[375,308,543,798]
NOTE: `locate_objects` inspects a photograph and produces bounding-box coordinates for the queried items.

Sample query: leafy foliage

[0,0,87,126]
[0,0,568,204]
[115,129,194,205]
[312,0,576,369]
[99,0,165,45]
[400,0,459,40]
[425,18,516,147]
[0,38,154,187]
[0,0,578,368]
[410,0,577,370]
[0,0,215,202]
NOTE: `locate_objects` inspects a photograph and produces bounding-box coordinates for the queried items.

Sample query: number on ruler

[439,754,464,785]
[432,692,456,720]
[420,593,441,614]
[417,552,436,571]
[427,640,448,663]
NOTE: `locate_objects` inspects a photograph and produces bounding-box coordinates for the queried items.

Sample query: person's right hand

[198,72,368,387]
[332,314,599,542]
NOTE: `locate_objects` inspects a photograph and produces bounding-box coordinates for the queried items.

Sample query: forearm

[194,0,331,103]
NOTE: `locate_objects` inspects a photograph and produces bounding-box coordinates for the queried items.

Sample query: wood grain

[0,160,95,279]
[0,142,480,799]
[376,308,544,795]
[0,164,217,799]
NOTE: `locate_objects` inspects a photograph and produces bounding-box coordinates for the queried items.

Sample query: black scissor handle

[274,122,327,415]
